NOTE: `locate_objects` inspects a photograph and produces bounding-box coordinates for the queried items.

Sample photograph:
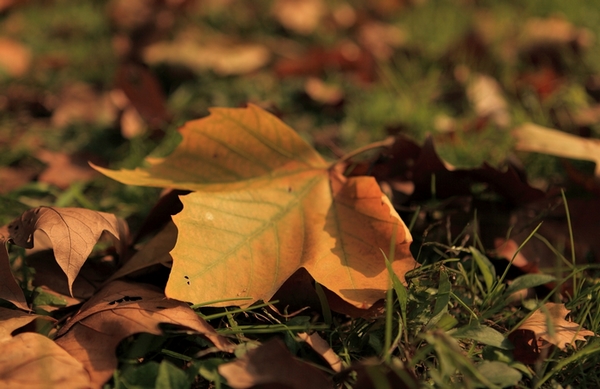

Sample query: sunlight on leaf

[97,105,416,309]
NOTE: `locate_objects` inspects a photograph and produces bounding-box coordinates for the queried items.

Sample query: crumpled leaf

[0,332,90,389]
[54,281,232,388]
[95,104,416,309]
[218,338,332,389]
[518,302,595,350]
[7,207,129,295]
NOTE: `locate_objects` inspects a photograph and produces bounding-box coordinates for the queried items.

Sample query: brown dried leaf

[0,307,53,341]
[0,332,90,389]
[519,302,595,350]
[218,338,332,389]
[7,207,128,295]
[54,281,232,388]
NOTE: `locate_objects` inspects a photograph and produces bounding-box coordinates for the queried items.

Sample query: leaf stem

[335,137,395,166]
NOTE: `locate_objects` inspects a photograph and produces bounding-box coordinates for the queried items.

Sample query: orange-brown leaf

[96,105,416,309]
[518,302,595,350]
[54,281,232,388]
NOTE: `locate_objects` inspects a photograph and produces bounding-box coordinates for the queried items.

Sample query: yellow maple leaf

[94,104,417,309]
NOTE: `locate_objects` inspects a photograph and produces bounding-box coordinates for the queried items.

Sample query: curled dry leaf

[54,281,232,389]
[95,104,416,310]
[7,207,128,296]
[518,302,595,350]
[218,338,332,389]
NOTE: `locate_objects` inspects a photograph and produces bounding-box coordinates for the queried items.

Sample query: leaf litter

[1,0,600,387]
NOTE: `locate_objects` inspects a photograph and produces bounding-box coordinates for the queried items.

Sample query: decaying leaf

[513,123,600,176]
[95,104,416,309]
[7,207,128,295]
[218,338,332,389]
[54,280,232,388]
[517,302,595,350]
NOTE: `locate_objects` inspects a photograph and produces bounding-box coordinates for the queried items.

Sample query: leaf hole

[288,187,292,192]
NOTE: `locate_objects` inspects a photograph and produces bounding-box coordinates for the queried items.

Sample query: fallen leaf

[0,235,28,311]
[144,40,270,76]
[107,221,176,282]
[298,332,343,372]
[95,104,416,309]
[304,77,344,105]
[50,83,118,129]
[466,73,510,128]
[358,21,406,60]
[0,332,90,389]
[513,123,600,176]
[218,338,332,389]
[36,150,98,189]
[271,0,326,35]
[520,16,594,51]
[518,302,595,350]
[0,38,31,78]
[54,281,233,388]
[0,307,52,341]
[359,135,544,206]
[7,207,128,295]
[114,62,170,130]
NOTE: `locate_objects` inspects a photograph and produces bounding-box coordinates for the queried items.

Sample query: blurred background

[1,0,600,227]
